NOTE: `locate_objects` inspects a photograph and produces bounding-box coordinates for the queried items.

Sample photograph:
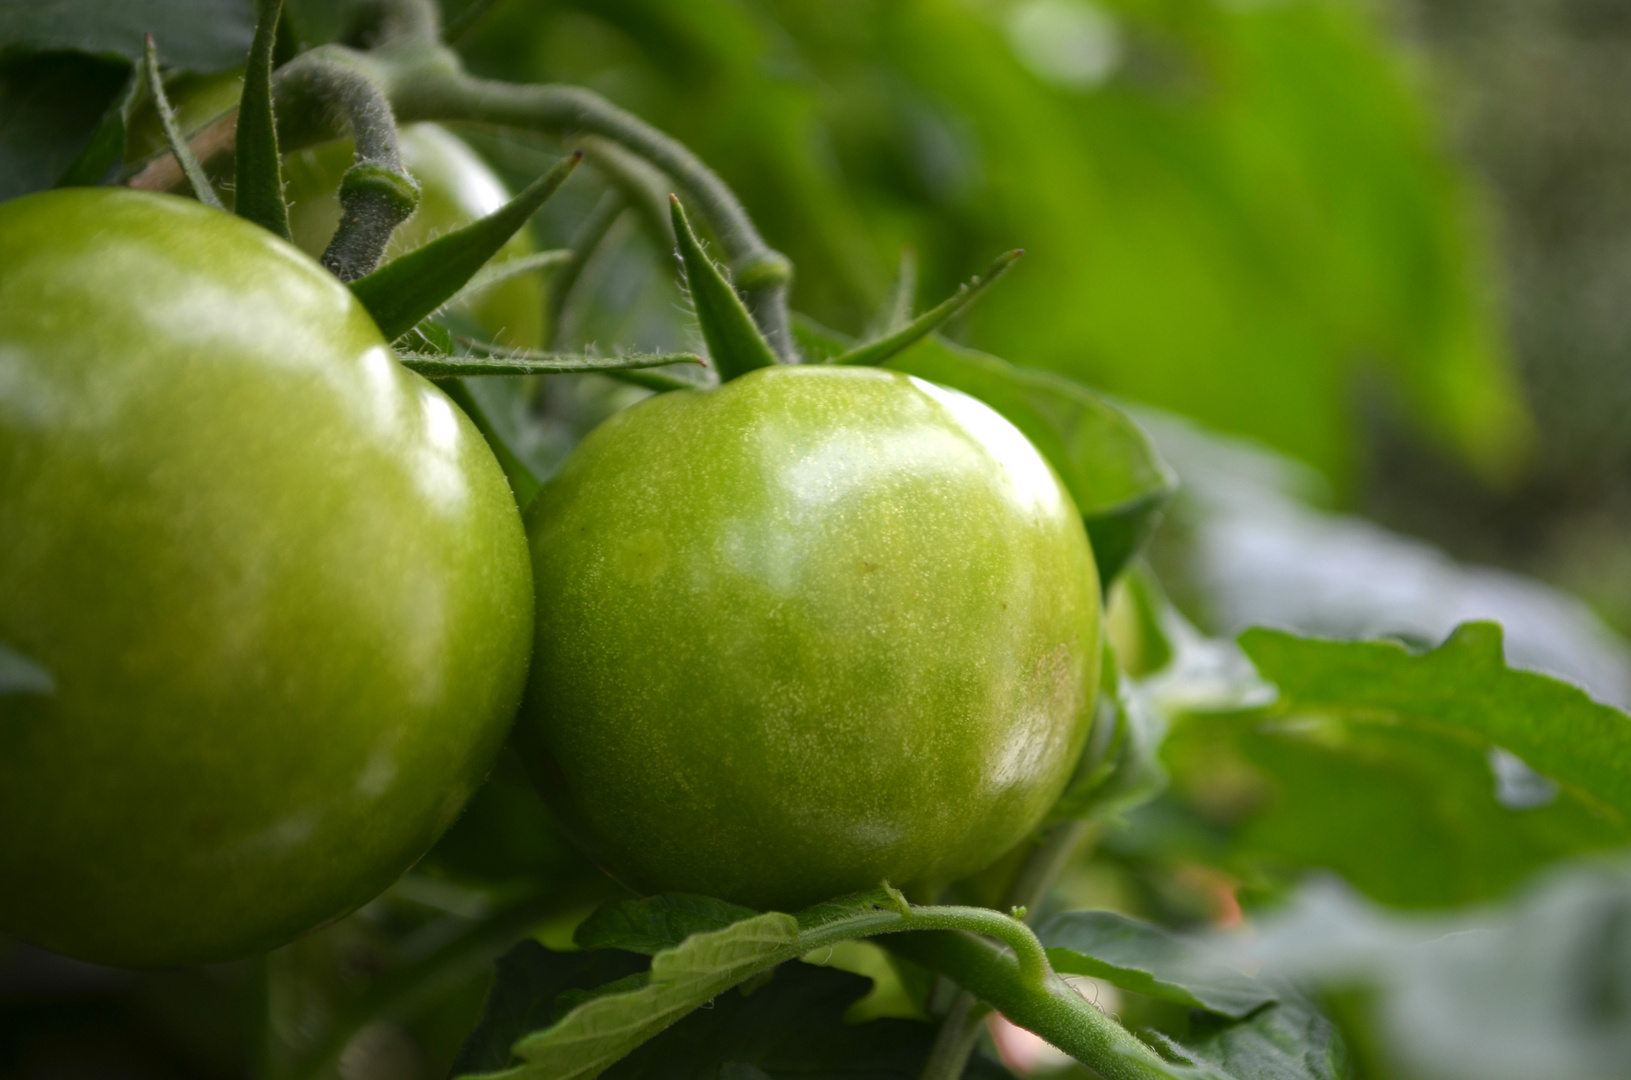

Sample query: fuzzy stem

[272,47,419,280]
[384,70,795,358]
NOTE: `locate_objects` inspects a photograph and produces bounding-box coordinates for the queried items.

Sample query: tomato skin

[283,124,547,349]
[515,365,1101,911]
[0,188,534,968]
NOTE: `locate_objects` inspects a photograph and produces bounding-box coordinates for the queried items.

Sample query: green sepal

[398,350,705,379]
[832,249,1020,367]
[350,152,582,341]
[140,36,221,209]
[669,195,781,380]
[234,0,290,238]
[438,378,543,509]
[55,60,140,188]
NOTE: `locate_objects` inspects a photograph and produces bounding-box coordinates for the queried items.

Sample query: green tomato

[0,188,533,968]
[283,124,547,349]
[515,365,1101,911]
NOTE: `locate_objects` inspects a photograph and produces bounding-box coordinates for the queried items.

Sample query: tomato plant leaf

[1036,910,1274,1019]
[669,195,780,380]
[1164,623,1631,908]
[595,960,1011,1079]
[501,912,800,1079]
[1140,986,1351,1080]
[350,152,581,341]
[54,60,139,188]
[450,940,649,1077]
[575,894,762,956]
[0,641,54,697]
[831,249,1021,368]
[232,0,288,238]
[0,53,132,199]
[885,336,1177,587]
[0,0,254,72]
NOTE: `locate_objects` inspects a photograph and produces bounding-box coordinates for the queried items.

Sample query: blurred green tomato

[0,189,534,967]
[283,123,547,349]
[515,365,1102,911]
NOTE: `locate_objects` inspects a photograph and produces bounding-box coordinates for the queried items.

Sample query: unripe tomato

[514,365,1101,911]
[283,124,547,349]
[0,188,533,968]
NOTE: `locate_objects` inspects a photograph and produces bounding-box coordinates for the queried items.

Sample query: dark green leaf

[1165,623,1631,907]
[449,940,648,1076]
[1037,910,1274,1019]
[0,0,254,71]
[575,894,762,956]
[233,0,287,238]
[885,336,1177,587]
[669,195,780,380]
[832,250,1020,368]
[350,152,581,341]
[54,60,139,187]
[0,641,54,697]
[0,53,131,200]
[601,961,1011,1080]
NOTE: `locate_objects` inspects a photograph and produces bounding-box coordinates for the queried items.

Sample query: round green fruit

[283,123,547,349]
[0,188,533,968]
[515,364,1101,911]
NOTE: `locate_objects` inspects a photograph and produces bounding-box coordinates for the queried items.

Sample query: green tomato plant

[6,2,1631,1079]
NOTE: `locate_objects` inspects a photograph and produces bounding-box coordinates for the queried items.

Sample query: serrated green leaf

[450,941,649,1077]
[832,249,1020,368]
[1165,623,1631,908]
[599,960,1011,1080]
[575,894,762,956]
[1037,910,1274,1019]
[885,336,1177,588]
[0,53,132,200]
[0,641,54,697]
[503,912,800,1079]
[0,1,254,72]
[54,60,139,187]
[351,152,581,341]
[232,0,287,238]
[669,195,780,380]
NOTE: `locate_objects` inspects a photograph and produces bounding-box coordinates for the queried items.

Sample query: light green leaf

[504,913,799,1079]
[1164,623,1631,907]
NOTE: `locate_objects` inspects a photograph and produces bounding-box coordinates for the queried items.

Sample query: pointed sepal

[833,249,1021,367]
[670,195,781,380]
[234,0,290,237]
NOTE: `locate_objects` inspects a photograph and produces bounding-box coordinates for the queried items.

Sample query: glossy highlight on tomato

[0,188,534,968]
[515,365,1102,911]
